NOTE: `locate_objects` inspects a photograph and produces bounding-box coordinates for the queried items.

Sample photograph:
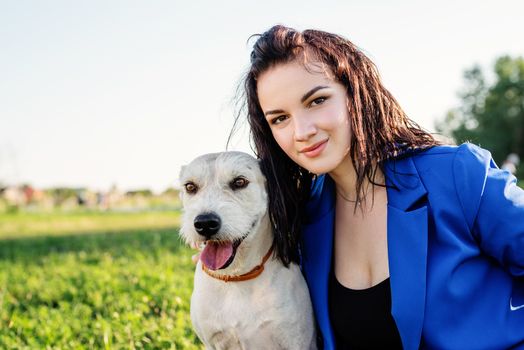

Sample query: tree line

[437,56,524,179]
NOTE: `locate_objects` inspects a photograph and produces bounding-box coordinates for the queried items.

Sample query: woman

[230,25,524,349]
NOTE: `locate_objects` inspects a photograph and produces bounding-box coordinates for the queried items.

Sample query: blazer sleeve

[453,143,524,277]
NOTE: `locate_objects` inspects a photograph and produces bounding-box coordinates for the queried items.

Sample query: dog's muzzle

[194,212,221,238]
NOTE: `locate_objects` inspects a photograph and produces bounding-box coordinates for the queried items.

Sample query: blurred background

[1,0,523,348]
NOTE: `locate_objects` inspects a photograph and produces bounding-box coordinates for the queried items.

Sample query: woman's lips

[300,139,328,158]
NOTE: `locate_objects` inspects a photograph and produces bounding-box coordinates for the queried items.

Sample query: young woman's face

[257,60,352,175]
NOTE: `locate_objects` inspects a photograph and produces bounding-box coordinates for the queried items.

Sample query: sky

[1,0,523,193]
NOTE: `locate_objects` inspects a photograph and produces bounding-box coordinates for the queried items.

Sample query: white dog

[179,152,317,350]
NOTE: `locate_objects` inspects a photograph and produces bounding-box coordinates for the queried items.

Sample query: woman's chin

[298,155,351,176]
[299,161,336,176]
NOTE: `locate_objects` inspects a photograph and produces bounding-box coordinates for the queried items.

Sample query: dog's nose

[194,213,221,238]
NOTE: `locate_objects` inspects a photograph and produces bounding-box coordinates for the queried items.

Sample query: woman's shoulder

[419,142,490,156]
[410,143,493,169]
[407,143,494,190]
[384,143,491,176]
[387,143,495,203]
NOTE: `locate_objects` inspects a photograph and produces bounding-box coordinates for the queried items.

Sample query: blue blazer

[300,143,524,350]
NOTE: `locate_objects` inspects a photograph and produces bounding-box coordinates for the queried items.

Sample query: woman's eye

[271,115,288,125]
[310,97,327,106]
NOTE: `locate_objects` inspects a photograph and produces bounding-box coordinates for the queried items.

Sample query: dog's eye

[184,182,198,194]
[230,177,249,190]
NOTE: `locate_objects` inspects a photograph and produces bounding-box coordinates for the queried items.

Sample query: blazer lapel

[385,156,429,350]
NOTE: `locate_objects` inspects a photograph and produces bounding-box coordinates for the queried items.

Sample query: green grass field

[0,211,203,349]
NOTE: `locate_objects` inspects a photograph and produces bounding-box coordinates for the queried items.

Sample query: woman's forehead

[257,61,335,106]
[261,59,333,82]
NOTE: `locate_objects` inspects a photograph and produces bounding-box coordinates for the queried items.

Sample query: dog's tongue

[200,241,233,270]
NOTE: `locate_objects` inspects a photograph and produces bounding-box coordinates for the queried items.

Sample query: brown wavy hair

[229,25,440,266]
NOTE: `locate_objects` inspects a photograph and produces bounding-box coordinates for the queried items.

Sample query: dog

[179,151,317,350]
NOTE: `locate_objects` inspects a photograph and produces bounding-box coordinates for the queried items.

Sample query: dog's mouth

[200,234,248,271]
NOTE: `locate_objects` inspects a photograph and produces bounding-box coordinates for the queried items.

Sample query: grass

[0,211,181,239]
[0,211,202,349]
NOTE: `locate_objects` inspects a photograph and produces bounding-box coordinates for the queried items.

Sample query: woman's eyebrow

[264,109,285,117]
[264,85,330,117]
[301,85,329,103]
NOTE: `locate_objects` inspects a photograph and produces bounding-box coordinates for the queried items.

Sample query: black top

[328,270,403,349]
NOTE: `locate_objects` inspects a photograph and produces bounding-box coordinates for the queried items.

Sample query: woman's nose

[293,116,317,142]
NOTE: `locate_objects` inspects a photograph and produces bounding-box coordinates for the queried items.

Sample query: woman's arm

[454,143,524,277]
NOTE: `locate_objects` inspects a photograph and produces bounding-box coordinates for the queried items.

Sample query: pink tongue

[200,241,234,270]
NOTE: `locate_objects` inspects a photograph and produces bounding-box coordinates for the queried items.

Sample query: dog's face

[179,152,268,270]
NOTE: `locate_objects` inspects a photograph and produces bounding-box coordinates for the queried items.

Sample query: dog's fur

[179,152,317,350]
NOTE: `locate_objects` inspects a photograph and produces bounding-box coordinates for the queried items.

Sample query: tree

[437,56,524,177]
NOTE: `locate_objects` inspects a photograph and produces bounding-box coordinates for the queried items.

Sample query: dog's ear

[178,165,187,199]
[179,165,187,179]
[256,159,268,189]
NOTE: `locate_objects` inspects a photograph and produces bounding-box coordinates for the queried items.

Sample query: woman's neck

[328,156,383,201]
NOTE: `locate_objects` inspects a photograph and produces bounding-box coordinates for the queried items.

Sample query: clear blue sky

[1,0,523,192]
